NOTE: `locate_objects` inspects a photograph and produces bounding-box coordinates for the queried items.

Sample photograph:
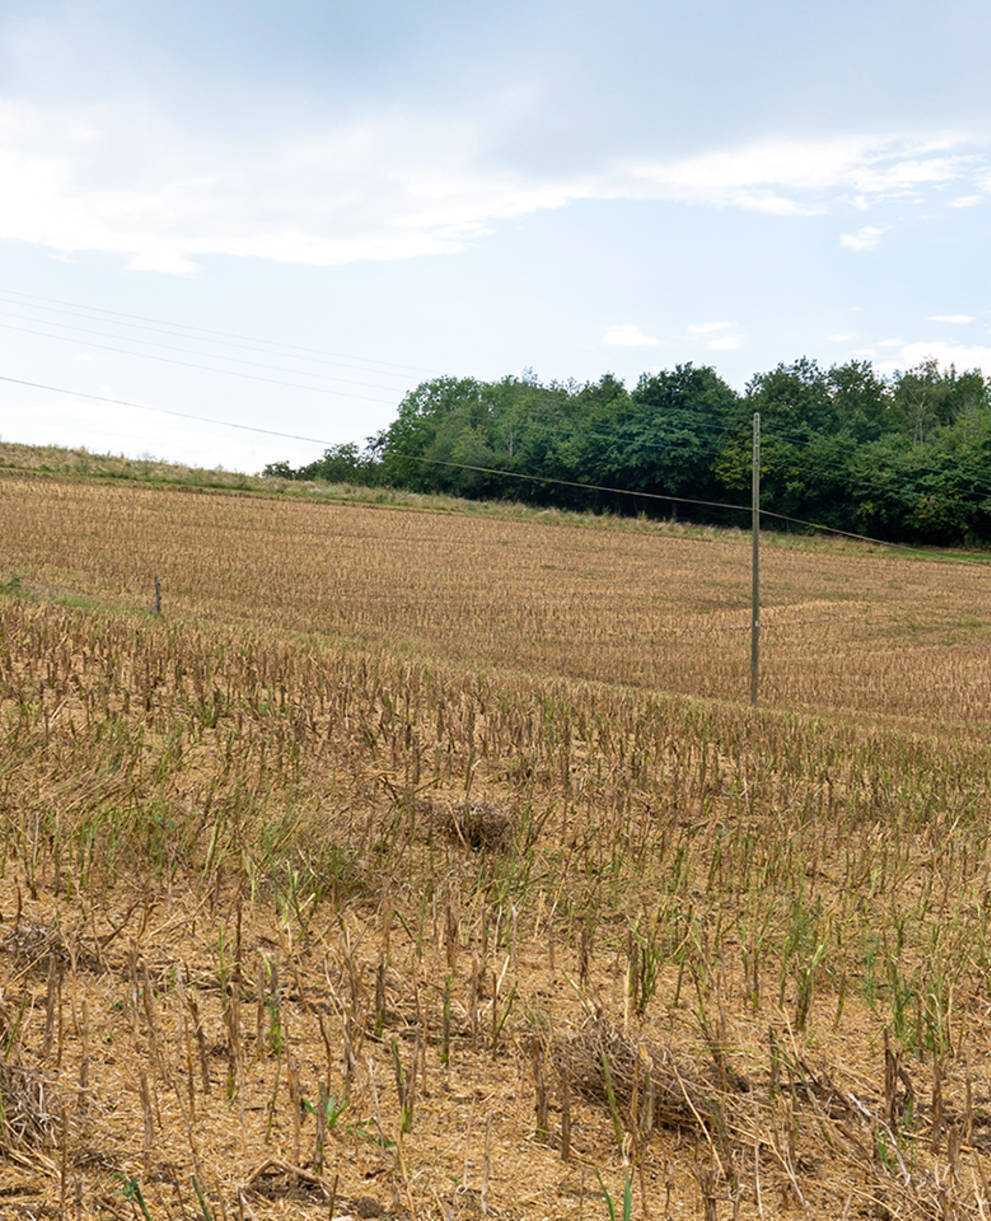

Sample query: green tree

[890,359,989,444]
[597,364,740,514]
[374,376,493,492]
[827,360,892,443]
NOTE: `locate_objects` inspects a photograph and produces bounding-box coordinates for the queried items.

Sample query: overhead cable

[0,286,442,377]
[0,311,412,395]
[4,371,990,564]
[0,326,398,405]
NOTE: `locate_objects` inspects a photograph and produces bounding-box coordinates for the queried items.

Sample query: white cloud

[896,341,991,372]
[731,192,820,216]
[877,338,904,348]
[127,248,200,276]
[0,100,589,272]
[949,195,982,207]
[826,333,855,342]
[0,100,986,273]
[854,338,991,377]
[840,224,889,252]
[682,320,743,350]
[628,132,981,215]
[687,320,736,334]
[849,155,977,195]
[706,333,744,351]
[602,323,661,348]
[927,314,974,324]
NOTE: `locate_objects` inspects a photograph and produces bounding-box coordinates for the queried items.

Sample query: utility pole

[750,413,760,708]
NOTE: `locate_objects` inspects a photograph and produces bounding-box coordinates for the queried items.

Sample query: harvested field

[2,467,991,1218]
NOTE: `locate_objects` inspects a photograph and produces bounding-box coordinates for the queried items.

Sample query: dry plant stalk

[2,472,991,1218]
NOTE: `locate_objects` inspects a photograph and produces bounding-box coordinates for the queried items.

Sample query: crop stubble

[1,471,991,1218]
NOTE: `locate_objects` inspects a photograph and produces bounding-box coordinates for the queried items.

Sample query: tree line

[265,357,991,545]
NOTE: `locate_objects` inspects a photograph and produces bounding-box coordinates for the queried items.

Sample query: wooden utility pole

[750,413,760,707]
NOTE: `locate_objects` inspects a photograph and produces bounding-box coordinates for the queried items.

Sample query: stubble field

[2,467,991,1220]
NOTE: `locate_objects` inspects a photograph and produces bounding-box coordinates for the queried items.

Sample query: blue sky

[1,0,990,470]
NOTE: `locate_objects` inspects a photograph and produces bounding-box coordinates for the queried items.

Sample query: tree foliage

[267,357,991,546]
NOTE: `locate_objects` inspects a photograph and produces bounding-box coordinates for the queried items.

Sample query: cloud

[684,321,744,350]
[627,132,982,215]
[0,99,588,272]
[1,389,314,471]
[849,155,977,195]
[949,195,982,207]
[705,333,744,351]
[840,224,889,252]
[687,321,736,334]
[602,323,661,348]
[895,341,991,372]
[853,336,991,377]
[826,333,855,342]
[0,99,986,273]
[927,314,974,324]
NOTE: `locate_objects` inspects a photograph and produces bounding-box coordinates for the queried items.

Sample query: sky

[1,0,990,472]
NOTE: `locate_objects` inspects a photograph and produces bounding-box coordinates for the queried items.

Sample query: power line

[613,402,991,515]
[0,287,829,444]
[0,294,418,384]
[0,374,364,444]
[397,454,988,559]
[0,323,399,405]
[3,360,985,530]
[9,283,991,497]
[408,455,753,515]
[4,371,988,563]
[0,318,771,455]
[0,310,413,395]
[372,386,991,520]
[0,372,755,514]
[0,286,442,378]
[745,429,991,514]
[7,286,954,487]
[753,507,962,555]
